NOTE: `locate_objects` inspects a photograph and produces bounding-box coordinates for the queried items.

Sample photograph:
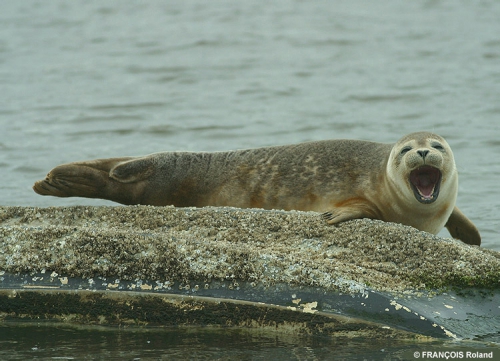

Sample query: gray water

[1,323,492,361]
[1,0,500,358]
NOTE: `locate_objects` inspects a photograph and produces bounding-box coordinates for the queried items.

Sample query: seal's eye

[432,143,445,152]
[400,146,412,155]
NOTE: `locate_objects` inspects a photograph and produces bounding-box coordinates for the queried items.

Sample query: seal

[33,131,481,245]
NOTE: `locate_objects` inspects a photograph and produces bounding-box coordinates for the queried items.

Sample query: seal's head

[387,132,457,206]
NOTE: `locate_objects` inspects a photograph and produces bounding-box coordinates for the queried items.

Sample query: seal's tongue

[410,166,440,200]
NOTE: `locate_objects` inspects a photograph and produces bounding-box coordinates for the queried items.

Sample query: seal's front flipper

[445,206,481,246]
[322,208,369,224]
[110,157,155,183]
[322,198,378,225]
[32,157,142,205]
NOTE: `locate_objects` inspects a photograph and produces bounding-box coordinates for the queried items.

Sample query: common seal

[33,131,481,245]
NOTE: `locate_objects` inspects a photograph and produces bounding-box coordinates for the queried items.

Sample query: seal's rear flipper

[32,157,142,205]
[445,206,481,246]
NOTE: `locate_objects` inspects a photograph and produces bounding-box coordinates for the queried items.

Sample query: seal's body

[33,132,481,245]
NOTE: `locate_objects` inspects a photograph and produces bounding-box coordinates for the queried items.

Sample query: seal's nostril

[417,149,429,158]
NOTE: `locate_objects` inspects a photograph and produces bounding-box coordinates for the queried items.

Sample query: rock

[0,206,499,340]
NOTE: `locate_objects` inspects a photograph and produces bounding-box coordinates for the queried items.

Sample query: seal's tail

[33,157,138,205]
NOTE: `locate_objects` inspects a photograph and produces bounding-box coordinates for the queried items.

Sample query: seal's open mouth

[409,166,441,204]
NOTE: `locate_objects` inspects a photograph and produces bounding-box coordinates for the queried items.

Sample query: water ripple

[345,93,428,103]
[89,102,167,111]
